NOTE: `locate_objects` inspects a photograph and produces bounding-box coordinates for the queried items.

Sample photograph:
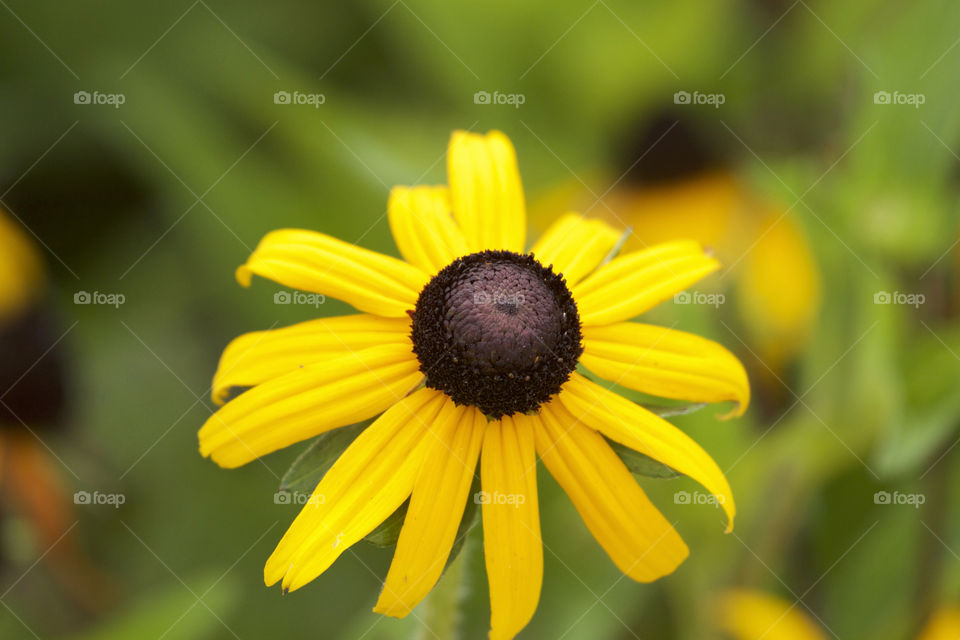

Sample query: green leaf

[364,500,410,548]
[442,476,481,573]
[279,421,368,495]
[364,476,482,556]
[282,421,482,552]
[607,438,679,479]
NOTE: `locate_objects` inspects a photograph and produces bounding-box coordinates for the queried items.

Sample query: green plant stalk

[416,537,470,640]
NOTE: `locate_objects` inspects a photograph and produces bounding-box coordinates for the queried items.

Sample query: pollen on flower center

[410,250,582,418]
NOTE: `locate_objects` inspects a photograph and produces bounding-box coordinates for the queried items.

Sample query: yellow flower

[716,589,960,640]
[918,607,960,640]
[715,589,828,640]
[604,176,821,377]
[199,130,749,639]
[0,209,44,326]
[0,209,111,611]
[530,118,822,380]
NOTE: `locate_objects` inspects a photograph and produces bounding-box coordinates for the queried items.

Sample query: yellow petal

[212,314,411,405]
[374,405,485,617]
[235,229,429,317]
[448,130,526,253]
[918,607,960,640]
[198,344,422,468]
[529,213,621,286]
[481,414,542,640]
[572,240,720,326]
[581,322,749,418]
[559,373,735,531]
[388,185,469,275]
[265,388,448,591]
[714,589,827,640]
[0,210,44,323]
[533,402,688,581]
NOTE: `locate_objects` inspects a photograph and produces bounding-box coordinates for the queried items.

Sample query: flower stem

[416,538,470,640]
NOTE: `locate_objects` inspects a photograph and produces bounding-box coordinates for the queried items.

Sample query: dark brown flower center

[410,250,582,418]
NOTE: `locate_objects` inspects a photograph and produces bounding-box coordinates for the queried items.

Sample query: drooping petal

[264,388,448,591]
[235,229,429,317]
[199,344,422,468]
[448,131,526,253]
[481,414,542,640]
[559,373,735,531]
[388,185,469,275]
[533,401,689,581]
[529,213,621,286]
[374,405,485,617]
[212,314,412,405]
[580,322,749,418]
[714,589,827,640]
[572,240,720,326]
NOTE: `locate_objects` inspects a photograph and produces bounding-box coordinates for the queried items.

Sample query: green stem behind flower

[415,537,470,640]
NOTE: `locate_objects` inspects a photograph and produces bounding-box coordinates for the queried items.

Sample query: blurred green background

[1,0,959,638]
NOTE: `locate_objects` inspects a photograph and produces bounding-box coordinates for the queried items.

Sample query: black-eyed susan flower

[199,130,749,639]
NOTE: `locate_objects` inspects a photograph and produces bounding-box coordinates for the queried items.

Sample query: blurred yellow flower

[0,209,44,325]
[917,607,960,640]
[199,130,749,639]
[531,118,821,380]
[715,589,827,640]
[0,208,111,611]
[716,589,960,640]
